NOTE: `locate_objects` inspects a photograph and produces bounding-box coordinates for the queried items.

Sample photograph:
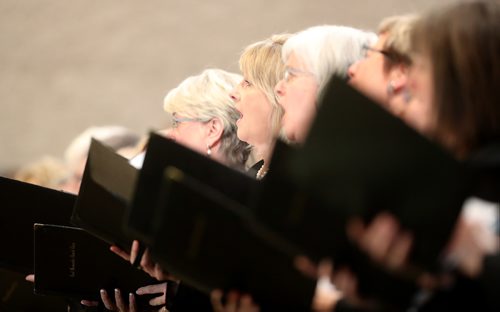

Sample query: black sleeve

[478,253,500,312]
[418,272,491,312]
[334,299,373,312]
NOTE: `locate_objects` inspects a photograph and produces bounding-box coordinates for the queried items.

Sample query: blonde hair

[163,69,250,169]
[239,34,292,137]
[282,25,376,93]
[15,156,70,189]
[378,14,420,66]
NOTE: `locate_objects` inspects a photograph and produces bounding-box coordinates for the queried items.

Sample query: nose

[347,61,358,79]
[275,79,285,98]
[230,88,240,102]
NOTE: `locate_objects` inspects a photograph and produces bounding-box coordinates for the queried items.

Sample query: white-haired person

[275,25,376,144]
[270,25,378,311]
[88,68,251,312]
[230,33,291,179]
[162,69,250,170]
[212,27,377,312]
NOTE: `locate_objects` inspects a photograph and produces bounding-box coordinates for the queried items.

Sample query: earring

[206,144,212,156]
[386,81,395,96]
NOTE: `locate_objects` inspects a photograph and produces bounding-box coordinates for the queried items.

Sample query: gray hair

[163,69,250,169]
[64,126,140,170]
[282,25,377,93]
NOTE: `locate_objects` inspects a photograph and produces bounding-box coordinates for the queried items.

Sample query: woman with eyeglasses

[274,25,376,144]
[213,26,376,312]
[82,68,251,312]
[162,68,250,171]
[332,2,500,311]
[348,15,419,119]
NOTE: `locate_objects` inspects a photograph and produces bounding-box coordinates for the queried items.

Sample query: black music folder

[251,78,469,307]
[127,133,259,244]
[149,167,316,311]
[0,176,75,273]
[71,139,138,250]
[33,223,156,306]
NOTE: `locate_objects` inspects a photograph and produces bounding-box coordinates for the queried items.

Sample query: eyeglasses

[362,44,394,60]
[284,67,314,82]
[171,113,205,128]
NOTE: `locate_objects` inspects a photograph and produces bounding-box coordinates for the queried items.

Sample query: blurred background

[0,0,457,173]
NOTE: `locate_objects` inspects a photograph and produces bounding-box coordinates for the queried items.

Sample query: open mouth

[236,109,243,121]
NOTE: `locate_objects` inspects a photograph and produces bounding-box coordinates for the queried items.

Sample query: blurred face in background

[405,52,435,136]
[348,33,390,107]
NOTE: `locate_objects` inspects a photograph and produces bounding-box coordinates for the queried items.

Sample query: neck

[252,139,275,172]
[387,85,414,118]
[210,145,229,166]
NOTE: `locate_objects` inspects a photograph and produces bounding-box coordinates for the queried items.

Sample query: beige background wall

[0,0,458,172]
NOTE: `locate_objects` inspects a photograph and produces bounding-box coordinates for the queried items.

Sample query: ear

[388,64,409,93]
[204,117,224,149]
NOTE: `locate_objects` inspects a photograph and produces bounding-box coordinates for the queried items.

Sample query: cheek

[284,86,301,109]
[424,74,434,99]
[302,84,318,109]
[352,61,367,78]
[240,92,260,114]
[257,95,273,118]
[283,89,306,121]
[173,135,190,149]
[238,91,249,109]
[174,128,199,148]
[409,65,430,96]
[281,96,295,118]
[361,62,383,86]
[301,100,317,125]
[412,73,430,102]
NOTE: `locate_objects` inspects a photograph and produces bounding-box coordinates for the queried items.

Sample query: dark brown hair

[412,0,500,157]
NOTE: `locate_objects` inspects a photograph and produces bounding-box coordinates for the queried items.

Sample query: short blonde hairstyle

[163,69,249,169]
[282,25,376,93]
[378,14,419,66]
[239,34,291,137]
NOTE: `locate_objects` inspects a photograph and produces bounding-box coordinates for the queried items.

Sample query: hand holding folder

[251,77,470,307]
[110,240,173,282]
[33,223,158,310]
[149,166,317,311]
